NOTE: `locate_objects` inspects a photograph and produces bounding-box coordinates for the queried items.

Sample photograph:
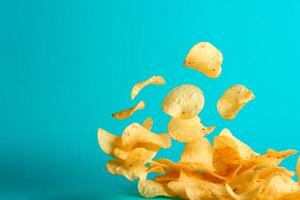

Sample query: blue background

[1,0,300,199]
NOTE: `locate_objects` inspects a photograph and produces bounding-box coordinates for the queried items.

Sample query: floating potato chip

[123,148,157,168]
[138,179,176,198]
[106,160,147,181]
[217,84,254,120]
[113,147,129,160]
[184,42,223,78]
[112,100,145,120]
[122,123,171,149]
[162,84,204,119]
[142,117,153,130]
[97,128,119,156]
[168,116,215,142]
[180,137,214,170]
[131,75,165,100]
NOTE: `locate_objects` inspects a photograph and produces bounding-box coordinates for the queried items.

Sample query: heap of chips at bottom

[99,126,300,200]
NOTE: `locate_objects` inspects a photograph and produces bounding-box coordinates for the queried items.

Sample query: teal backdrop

[1,0,300,199]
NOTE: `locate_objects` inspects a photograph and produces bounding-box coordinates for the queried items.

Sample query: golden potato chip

[112,100,145,120]
[258,167,295,180]
[162,84,204,119]
[168,116,215,142]
[142,117,153,130]
[186,182,229,200]
[180,137,214,170]
[97,128,119,156]
[121,123,171,149]
[138,179,176,198]
[225,183,262,200]
[106,160,147,181]
[228,169,259,194]
[131,75,165,100]
[219,128,258,160]
[217,84,255,120]
[123,148,156,168]
[113,147,129,160]
[184,42,223,78]
[256,174,299,199]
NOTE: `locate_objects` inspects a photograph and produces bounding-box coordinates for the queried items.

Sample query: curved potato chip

[112,100,145,120]
[228,169,259,194]
[258,166,295,180]
[219,128,258,160]
[113,147,129,160]
[257,174,299,199]
[186,182,229,200]
[106,160,147,181]
[217,84,254,120]
[168,116,215,142]
[138,179,176,198]
[122,123,171,149]
[162,84,205,119]
[184,42,223,78]
[124,148,157,168]
[225,183,262,200]
[97,128,119,156]
[180,137,214,170]
[131,75,165,100]
[142,117,153,130]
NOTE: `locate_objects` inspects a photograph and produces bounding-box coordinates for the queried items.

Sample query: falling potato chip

[106,160,147,181]
[142,117,153,130]
[123,148,157,168]
[97,128,119,156]
[138,179,176,198]
[184,42,223,78]
[168,116,215,142]
[180,137,214,170]
[112,100,145,120]
[217,84,255,120]
[131,75,165,100]
[162,84,205,119]
[122,123,171,149]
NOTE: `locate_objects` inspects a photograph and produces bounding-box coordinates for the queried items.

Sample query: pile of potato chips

[98,42,300,200]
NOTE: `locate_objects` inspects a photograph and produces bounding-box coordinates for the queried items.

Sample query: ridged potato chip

[131,75,165,100]
[217,84,254,120]
[142,117,153,130]
[122,123,171,149]
[97,128,119,156]
[168,116,215,142]
[112,100,145,120]
[184,42,223,78]
[162,84,204,119]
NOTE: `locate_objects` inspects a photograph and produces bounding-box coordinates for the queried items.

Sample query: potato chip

[168,116,215,142]
[112,100,145,120]
[219,128,258,160]
[258,166,295,180]
[228,169,259,194]
[162,84,204,119]
[184,42,223,78]
[123,148,156,168]
[217,84,255,120]
[138,179,176,198]
[142,117,153,130]
[131,75,165,100]
[121,123,171,149]
[225,183,262,200]
[106,160,147,181]
[257,174,299,199]
[278,191,300,200]
[180,137,214,170]
[97,128,119,156]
